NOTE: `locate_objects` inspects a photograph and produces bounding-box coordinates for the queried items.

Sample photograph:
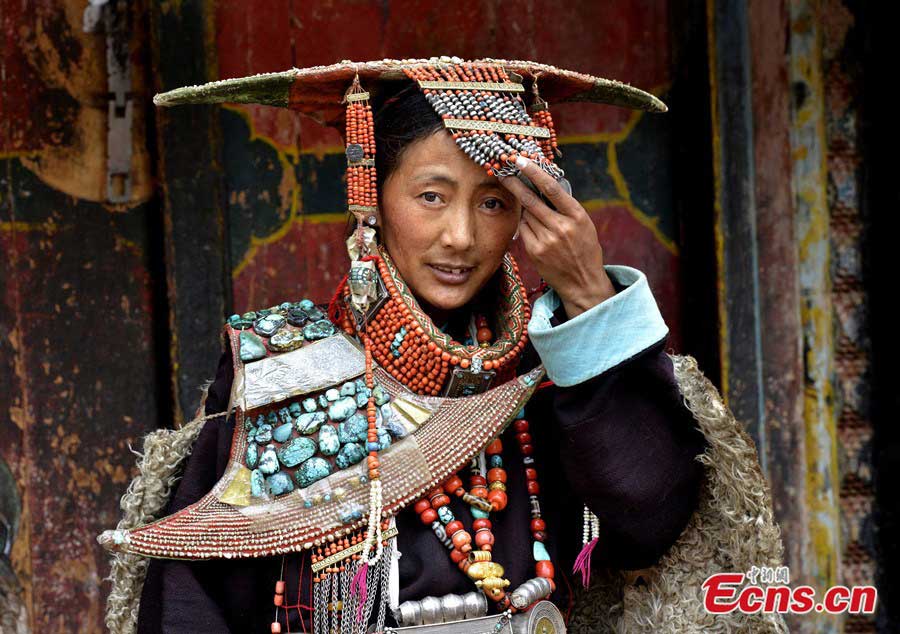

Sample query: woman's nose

[439,205,476,251]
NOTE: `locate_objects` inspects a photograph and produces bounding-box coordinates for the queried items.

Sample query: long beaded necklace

[397,297,555,615]
[412,414,556,615]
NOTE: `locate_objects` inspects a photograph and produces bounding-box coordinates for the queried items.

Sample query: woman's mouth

[427,263,476,285]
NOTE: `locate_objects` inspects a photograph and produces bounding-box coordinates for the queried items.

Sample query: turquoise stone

[355,378,367,393]
[258,445,280,475]
[490,455,503,468]
[471,508,490,519]
[517,407,527,419]
[255,423,273,444]
[298,298,315,311]
[266,411,279,425]
[303,319,335,341]
[273,423,293,443]
[287,307,308,326]
[289,402,302,417]
[325,388,340,402]
[336,442,366,469]
[246,443,258,468]
[328,397,358,422]
[239,330,267,362]
[230,312,257,329]
[340,381,357,396]
[302,398,318,413]
[278,437,316,467]
[338,413,368,443]
[318,394,329,408]
[533,541,551,561]
[372,385,390,406]
[377,428,392,451]
[247,427,257,443]
[355,391,369,408]
[254,313,286,337]
[278,407,292,425]
[269,327,303,352]
[266,472,294,496]
[250,469,265,497]
[339,503,365,523]
[296,457,332,487]
[306,306,326,321]
[318,425,340,456]
[296,411,326,435]
[279,302,292,310]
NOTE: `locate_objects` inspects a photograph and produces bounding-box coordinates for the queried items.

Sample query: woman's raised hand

[498,156,616,319]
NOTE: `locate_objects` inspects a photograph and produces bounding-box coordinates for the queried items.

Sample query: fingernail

[515,155,530,169]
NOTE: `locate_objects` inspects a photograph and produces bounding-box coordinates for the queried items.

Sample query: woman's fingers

[513,156,579,217]
[498,173,559,231]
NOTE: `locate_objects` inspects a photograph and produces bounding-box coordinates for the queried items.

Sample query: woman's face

[380,130,522,321]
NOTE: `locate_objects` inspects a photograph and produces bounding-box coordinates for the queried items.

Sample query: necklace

[334,246,530,397]
[411,413,555,615]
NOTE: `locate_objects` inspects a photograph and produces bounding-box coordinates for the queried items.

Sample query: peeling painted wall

[1,1,160,632]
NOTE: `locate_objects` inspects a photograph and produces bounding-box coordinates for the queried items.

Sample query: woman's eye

[420,191,442,204]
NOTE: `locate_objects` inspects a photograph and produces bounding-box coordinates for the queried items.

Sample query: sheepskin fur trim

[567,354,788,633]
[102,388,215,634]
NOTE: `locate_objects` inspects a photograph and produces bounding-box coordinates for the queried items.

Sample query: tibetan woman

[100,58,787,634]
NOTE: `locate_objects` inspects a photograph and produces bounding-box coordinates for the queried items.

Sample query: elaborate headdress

[102,57,666,634]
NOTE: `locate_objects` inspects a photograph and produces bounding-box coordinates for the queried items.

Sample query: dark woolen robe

[136,289,707,633]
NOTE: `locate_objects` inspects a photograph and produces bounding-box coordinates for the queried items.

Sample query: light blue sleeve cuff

[527,265,669,387]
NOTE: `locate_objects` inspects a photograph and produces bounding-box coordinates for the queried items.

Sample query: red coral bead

[443,476,463,494]
[487,468,507,483]
[487,490,508,511]
[536,560,555,579]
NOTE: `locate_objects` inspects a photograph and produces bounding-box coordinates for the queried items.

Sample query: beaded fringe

[308,537,394,634]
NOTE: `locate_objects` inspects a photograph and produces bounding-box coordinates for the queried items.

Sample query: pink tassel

[572,537,598,588]
[349,561,369,624]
